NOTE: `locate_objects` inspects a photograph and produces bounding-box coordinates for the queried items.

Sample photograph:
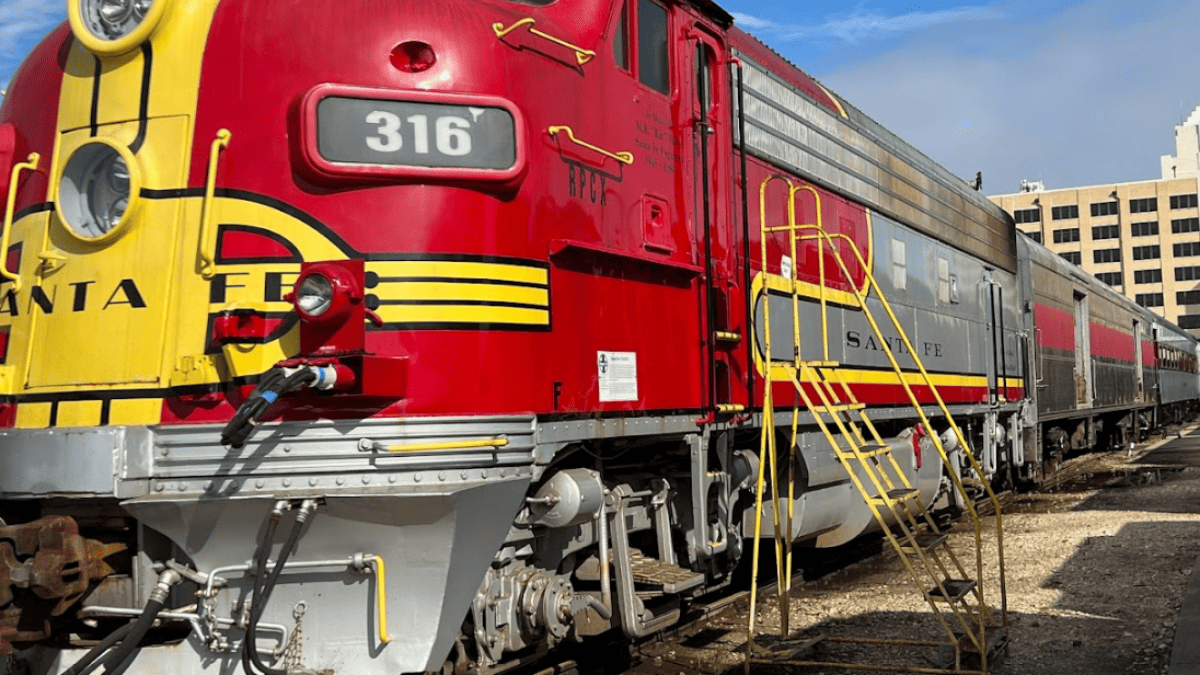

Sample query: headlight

[296,274,335,318]
[69,0,167,55]
[58,140,141,241]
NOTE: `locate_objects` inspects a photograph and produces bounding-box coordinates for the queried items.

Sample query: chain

[283,601,307,670]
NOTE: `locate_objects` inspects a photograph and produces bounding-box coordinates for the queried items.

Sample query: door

[1073,290,1091,407]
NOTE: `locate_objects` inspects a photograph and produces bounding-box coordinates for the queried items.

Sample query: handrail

[493,18,596,66]
[547,126,633,165]
[198,129,231,280]
[1,152,38,291]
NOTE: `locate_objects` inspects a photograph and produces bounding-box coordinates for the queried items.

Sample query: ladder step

[900,533,947,553]
[714,331,742,342]
[855,443,891,458]
[812,402,866,414]
[870,488,920,505]
[928,579,976,602]
[629,550,705,594]
[800,360,840,368]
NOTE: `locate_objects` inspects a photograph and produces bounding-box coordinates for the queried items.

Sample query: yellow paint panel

[368,261,548,285]
[762,272,861,308]
[380,282,548,306]
[58,44,100,133]
[768,364,990,390]
[57,400,104,427]
[375,305,549,326]
[15,403,52,429]
[108,399,163,425]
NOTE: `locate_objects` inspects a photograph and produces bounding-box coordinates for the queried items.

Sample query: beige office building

[990,105,1200,334]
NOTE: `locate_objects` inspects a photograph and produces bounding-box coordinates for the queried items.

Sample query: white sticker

[781,255,793,279]
[598,351,638,402]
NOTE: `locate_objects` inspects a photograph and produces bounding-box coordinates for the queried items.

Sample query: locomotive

[0,0,1195,674]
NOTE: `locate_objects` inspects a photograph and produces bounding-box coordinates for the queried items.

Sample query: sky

[3,0,1199,196]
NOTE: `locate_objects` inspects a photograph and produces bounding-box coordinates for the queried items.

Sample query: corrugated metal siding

[733,51,1017,273]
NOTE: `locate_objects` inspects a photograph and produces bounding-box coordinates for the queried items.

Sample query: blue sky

[3,0,1199,195]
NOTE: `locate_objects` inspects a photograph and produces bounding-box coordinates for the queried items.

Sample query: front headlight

[69,0,167,55]
[58,140,141,241]
[296,274,335,318]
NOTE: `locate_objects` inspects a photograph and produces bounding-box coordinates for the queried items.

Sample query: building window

[1171,194,1198,209]
[1177,266,1200,281]
[1093,248,1121,264]
[1174,242,1200,257]
[1179,314,1200,329]
[1090,201,1119,217]
[1052,228,1080,243]
[1060,251,1081,265]
[1133,245,1161,260]
[1135,269,1163,284]
[1092,224,1119,240]
[1024,230,1042,243]
[1095,272,1122,287]
[1136,292,1164,307]
[1051,205,1079,220]
[637,0,670,94]
[1131,221,1159,237]
[1013,208,1041,224]
[1129,197,1158,213]
[1178,290,1200,305]
[1172,217,1200,233]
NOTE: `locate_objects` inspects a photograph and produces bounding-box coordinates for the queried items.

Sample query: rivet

[461,471,468,480]
[229,480,239,490]
[336,477,345,486]
[282,478,291,487]
[309,478,318,487]
[255,479,265,489]
[160,447,169,456]
[414,474,422,482]
[438,472,446,482]
[388,475,397,484]
[362,475,371,484]
[178,483,188,492]
[282,445,292,453]
[155,483,164,492]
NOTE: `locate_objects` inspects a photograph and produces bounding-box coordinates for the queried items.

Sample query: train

[0,0,1197,674]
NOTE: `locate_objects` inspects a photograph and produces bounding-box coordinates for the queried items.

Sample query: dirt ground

[628,425,1200,675]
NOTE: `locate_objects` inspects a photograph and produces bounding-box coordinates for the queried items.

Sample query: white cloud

[737,4,1004,44]
[0,0,65,91]
[819,0,1200,194]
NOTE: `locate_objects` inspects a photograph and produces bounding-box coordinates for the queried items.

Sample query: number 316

[365,111,472,156]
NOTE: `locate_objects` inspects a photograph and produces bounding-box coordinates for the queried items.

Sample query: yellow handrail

[1,152,38,291]
[493,18,596,66]
[198,129,231,280]
[369,555,391,645]
[547,126,634,165]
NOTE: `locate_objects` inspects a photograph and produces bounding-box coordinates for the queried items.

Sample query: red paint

[1035,303,1074,352]
[0,22,69,214]
[1090,322,1134,362]
[1143,340,1157,368]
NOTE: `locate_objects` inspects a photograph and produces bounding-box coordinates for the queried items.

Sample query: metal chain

[283,601,306,670]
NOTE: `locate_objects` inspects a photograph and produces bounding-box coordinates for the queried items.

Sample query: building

[990,105,1200,334]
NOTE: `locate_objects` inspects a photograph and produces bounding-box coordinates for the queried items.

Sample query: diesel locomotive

[0,0,1196,674]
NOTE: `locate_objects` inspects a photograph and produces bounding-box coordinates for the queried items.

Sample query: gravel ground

[627,426,1200,675]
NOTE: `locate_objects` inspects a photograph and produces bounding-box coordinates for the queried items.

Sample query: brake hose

[96,570,181,675]
[222,368,318,448]
[242,500,317,675]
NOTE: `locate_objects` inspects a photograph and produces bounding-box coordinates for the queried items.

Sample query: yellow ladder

[745,177,1008,674]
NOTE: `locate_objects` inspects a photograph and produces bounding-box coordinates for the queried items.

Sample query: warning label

[597,351,638,402]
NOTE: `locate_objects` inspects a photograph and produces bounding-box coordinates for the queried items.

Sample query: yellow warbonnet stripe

[369,260,548,285]
[373,305,549,325]
[382,282,548,306]
[767,364,1025,390]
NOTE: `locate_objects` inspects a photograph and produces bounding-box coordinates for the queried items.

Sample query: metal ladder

[745,177,1008,674]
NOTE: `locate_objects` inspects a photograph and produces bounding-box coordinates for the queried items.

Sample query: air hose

[222,368,318,449]
[71,570,182,675]
[60,621,135,675]
[241,500,317,675]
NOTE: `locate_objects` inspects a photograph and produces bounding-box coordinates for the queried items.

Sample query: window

[1131,221,1159,237]
[613,2,629,69]
[1172,217,1200,233]
[1024,230,1042,243]
[1013,208,1040,224]
[1129,197,1158,213]
[1051,205,1079,220]
[1093,248,1121,264]
[1090,201,1119,217]
[1177,266,1200,281]
[637,0,670,94]
[1175,242,1200,257]
[1060,251,1081,265]
[1179,314,1200,329]
[1092,224,1119,240]
[1095,272,1122,287]
[1133,245,1161,260]
[891,239,907,291]
[1178,290,1200,305]
[1171,194,1198,209]
[1136,292,1164,307]
[1135,269,1163,284]
[1053,228,1080,243]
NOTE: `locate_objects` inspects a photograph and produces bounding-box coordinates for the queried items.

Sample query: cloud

[818,0,1200,194]
[0,0,65,91]
[736,4,1004,44]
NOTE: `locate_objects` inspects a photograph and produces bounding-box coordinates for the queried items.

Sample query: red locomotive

[0,1,1193,674]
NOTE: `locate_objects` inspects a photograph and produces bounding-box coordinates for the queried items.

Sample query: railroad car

[0,1,1194,674]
